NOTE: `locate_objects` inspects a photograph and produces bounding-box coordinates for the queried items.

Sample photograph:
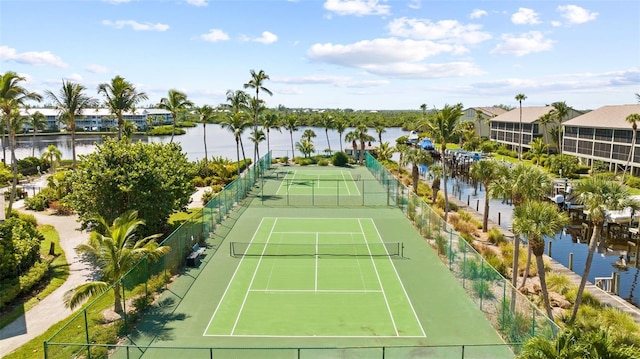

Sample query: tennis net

[276,173,361,181]
[230,241,403,257]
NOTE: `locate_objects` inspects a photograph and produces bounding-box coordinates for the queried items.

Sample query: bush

[317,159,329,166]
[487,227,507,245]
[191,176,207,187]
[0,261,49,309]
[24,195,47,211]
[625,176,640,190]
[332,152,349,167]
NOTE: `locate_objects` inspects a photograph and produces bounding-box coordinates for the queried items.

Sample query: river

[10,124,408,163]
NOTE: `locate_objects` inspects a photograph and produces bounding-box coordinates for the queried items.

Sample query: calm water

[10,125,408,163]
[441,173,640,307]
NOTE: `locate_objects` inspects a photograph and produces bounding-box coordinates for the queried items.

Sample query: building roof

[473,107,508,117]
[19,108,171,117]
[490,106,555,124]
[562,104,640,129]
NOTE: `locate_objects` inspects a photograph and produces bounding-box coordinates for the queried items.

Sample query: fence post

[449,228,453,270]
[569,253,573,271]
[84,309,91,359]
[547,242,553,257]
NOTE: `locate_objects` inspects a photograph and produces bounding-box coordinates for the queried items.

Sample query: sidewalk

[0,186,209,357]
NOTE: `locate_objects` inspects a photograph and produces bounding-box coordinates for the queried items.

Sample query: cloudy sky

[1,0,638,110]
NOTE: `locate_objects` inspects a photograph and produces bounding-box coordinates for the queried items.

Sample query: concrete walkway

[0,185,209,357]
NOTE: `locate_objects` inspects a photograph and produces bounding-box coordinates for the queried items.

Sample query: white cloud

[200,29,229,42]
[186,0,208,6]
[102,20,169,31]
[0,45,67,68]
[253,31,278,44]
[511,8,541,25]
[64,73,83,82]
[490,31,555,56]
[307,38,484,78]
[323,0,390,16]
[86,64,110,73]
[274,74,389,88]
[408,0,420,10]
[469,9,487,19]
[557,5,598,24]
[387,18,492,46]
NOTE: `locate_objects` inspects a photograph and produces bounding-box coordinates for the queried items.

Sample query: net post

[229,242,233,257]
[401,243,404,258]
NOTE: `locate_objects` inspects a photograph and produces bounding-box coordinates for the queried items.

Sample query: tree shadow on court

[126,297,188,344]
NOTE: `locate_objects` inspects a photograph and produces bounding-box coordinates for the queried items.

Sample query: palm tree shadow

[126,297,188,343]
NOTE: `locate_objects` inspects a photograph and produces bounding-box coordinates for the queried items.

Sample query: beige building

[562,104,640,176]
[461,107,507,138]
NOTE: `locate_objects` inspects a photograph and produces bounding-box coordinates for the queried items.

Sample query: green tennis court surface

[275,169,361,196]
[204,217,424,337]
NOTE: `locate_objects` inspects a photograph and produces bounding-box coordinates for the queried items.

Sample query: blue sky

[1,0,638,110]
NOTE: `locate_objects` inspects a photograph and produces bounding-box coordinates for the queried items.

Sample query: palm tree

[63,210,170,313]
[570,176,639,321]
[244,70,272,164]
[469,159,503,232]
[98,75,148,140]
[424,103,463,221]
[248,98,266,162]
[536,112,554,155]
[400,147,432,193]
[302,128,316,143]
[45,80,96,170]
[355,124,374,164]
[512,200,568,321]
[622,113,640,183]
[474,109,485,138]
[515,93,527,161]
[249,128,266,160]
[194,105,216,168]
[528,138,547,166]
[333,117,347,152]
[282,114,299,160]
[550,101,571,157]
[220,112,250,174]
[492,163,552,294]
[320,113,334,153]
[41,144,62,173]
[374,123,386,145]
[225,89,249,114]
[345,130,358,160]
[27,110,47,156]
[428,163,444,203]
[518,328,638,359]
[261,111,280,154]
[0,71,42,214]
[420,103,427,118]
[296,139,315,158]
[376,142,395,162]
[157,89,193,143]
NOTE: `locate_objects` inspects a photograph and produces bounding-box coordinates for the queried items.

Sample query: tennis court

[275,169,361,196]
[204,217,424,337]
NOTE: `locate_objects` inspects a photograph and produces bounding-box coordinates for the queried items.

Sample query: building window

[564,138,577,153]
[614,129,632,143]
[565,126,578,137]
[612,144,630,160]
[577,140,592,155]
[578,128,594,139]
[593,142,611,158]
[594,129,612,141]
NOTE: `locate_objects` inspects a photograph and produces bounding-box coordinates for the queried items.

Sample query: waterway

[442,173,640,307]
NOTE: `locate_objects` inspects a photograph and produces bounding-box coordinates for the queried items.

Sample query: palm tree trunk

[117,115,123,141]
[359,140,365,164]
[622,130,636,183]
[571,223,601,321]
[520,245,533,289]
[239,138,247,166]
[113,283,123,313]
[7,129,17,215]
[2,135,6,165]
[170,115,175,143]
[32,132,36,157]
[326,129,331,153]
[339,132,343,152]
[203,123,208,164]
[441,146,450,221]
[289,131,295,160]
[266,128,271,154]
[71,127,77,169]
[535,253,554,321]
[510,233,521,312]
[412,164,419,193]
[482,184,490,232]
[235,139,240,175]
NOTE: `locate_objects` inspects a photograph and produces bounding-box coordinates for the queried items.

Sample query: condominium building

[21,108,172,132]
[562,104,640,176]
[489,106,583,153]
[461,107,508,138]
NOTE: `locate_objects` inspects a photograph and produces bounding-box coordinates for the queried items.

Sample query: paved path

[0,208,92,357]
[0,186,209,357]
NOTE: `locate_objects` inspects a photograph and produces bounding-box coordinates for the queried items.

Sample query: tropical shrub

[332,151,349,167]
[487,227,507,245]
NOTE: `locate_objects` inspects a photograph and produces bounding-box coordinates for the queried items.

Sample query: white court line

[315,232,319,292]
[206,334,426,338]
[229,219,279,335]
[271,231,362,235]
[365,218,427,338]
[340,171,352,195]
[358,218,399,337]
[249,289,383,293]
[203,217,268,336]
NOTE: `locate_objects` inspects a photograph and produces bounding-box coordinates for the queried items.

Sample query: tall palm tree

[249,128,266,160]
[428,163,444,203]
[345,130,358,160]
[469,159,504,232]
[333,117,347,152]
[27,110,47,156]
[157,89,193,143]
[400,147,432,193]
[244,70,272,164]
[424,103,463,221]
[570,176,639,321]
[374,122,386,145]
[45,80,96,170]
[536,112,554,155]
[0,71,42,214]
[248,98,266,162]
[550,101,571,157]
[515,93,527,161]
[302,128,316,143]
[194,105,216,168]
[512,200,568,321]
[296,139,315,158]
[41,144,62,173]
[98,75,148,140]
[376,142,395,162]
[492,163,552,294]
[63,210,170,313]
[320,113,334,153]
[420,103,427,118]
[355,124,374,164]
[220,112,250,174]
[282,114,299,160]
[261,111,280,155]
[225,89,249,114]
[622,113,640,183]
